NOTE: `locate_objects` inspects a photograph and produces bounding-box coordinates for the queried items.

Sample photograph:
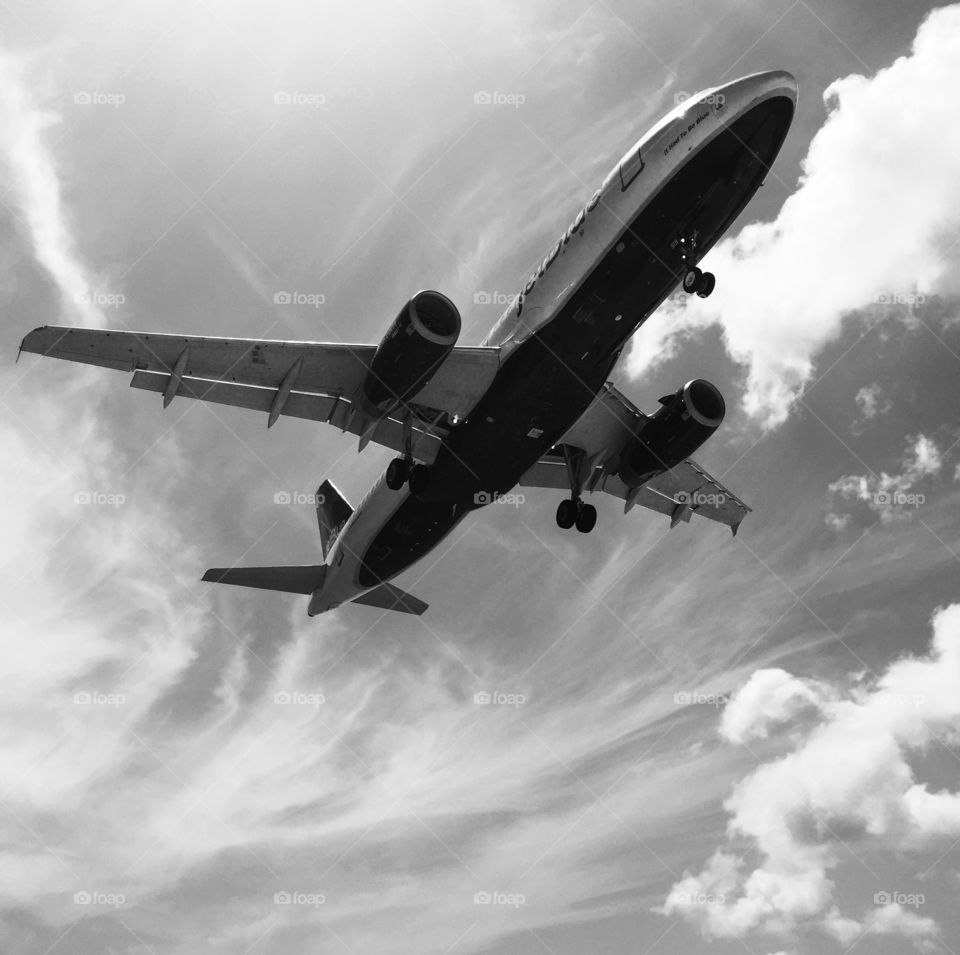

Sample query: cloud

[719,668,830,745]
[628,3,960,428]
[826,433,942,527]
[660,602,960,948]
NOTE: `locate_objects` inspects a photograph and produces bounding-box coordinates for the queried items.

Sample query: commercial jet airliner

[20,71,797,616]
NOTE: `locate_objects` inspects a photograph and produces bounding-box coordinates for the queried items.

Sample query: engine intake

[618,379,725,488]
[362,290,461,411]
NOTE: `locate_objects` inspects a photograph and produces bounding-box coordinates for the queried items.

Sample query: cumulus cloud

[826,433,942,528]
[660,602,960,948]
[628,3,960,427]
[719,668,829,744]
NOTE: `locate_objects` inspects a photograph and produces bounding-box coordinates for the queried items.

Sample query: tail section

[202,564,326,594]
[351,583,428,615]
[316,479,353,560]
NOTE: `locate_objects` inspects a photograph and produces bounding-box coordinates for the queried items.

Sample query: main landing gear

[556,498,597,534]
[677,234,715,299]
[386,456,431,495]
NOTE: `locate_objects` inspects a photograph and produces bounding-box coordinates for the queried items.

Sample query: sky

[3,1,960,953]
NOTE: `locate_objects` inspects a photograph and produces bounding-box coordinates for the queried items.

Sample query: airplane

[20,70,797,616]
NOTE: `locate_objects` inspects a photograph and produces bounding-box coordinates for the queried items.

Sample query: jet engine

[618,379,725,487]
[362,290,461,412]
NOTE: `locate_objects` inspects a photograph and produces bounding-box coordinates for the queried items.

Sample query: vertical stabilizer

[316,479,353,559]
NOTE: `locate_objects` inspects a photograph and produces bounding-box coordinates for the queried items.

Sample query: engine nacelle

[618,379,725,488]
[362,290,461,412]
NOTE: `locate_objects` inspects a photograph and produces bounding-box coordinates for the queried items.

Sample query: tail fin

[203,564,326,594]
[316,479,353,560]
[351,583,428,615]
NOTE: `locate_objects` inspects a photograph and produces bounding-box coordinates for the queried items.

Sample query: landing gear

[575,502,597,533]
[556,498,597,533]
[677,233,716,298]
[556,499,578,529]
[408,463,431,497]
[385,457,409,490]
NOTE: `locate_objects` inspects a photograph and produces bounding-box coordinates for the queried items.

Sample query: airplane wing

[19,326,500,464]
[518,382,750,533]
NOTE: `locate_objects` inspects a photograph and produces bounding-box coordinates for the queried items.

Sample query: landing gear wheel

[556,499,578,530]
[385,457,409,490]
[408,464,431,497]
[682,267,703,293]
[575,502,597,534]
[696,271,716,298]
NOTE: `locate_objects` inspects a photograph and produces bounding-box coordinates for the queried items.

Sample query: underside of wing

[519,382,750,533]
[19,325,500,460]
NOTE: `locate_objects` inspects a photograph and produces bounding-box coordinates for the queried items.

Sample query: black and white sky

[4,1,960,953]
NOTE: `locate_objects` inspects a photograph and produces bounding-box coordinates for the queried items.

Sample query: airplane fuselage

[310,71,797,614]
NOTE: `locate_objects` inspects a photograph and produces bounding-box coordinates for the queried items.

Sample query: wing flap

[129,371,444,464]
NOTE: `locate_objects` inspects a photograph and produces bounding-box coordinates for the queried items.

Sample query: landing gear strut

[677,234,715,299]
[555,444,598,533]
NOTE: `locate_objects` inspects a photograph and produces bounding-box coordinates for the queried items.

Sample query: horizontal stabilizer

[351,583,428,615]
[202,564,326,595]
